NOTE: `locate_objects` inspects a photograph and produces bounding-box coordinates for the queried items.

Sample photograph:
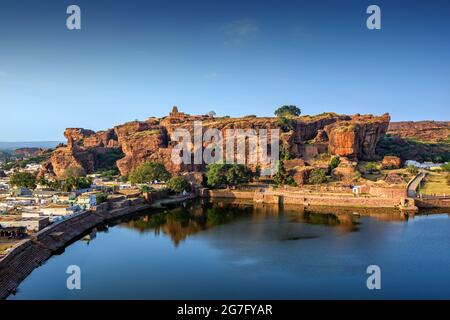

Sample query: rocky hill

[377,121,450,162]
[388,121,450,143]
[40,107,391,178]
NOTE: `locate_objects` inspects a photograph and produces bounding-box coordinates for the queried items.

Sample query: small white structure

[352,186,362,195]
[405,160,447,170]
[76,193,97,209]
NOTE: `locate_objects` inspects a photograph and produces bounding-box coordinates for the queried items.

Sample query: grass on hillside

[420,172,450,196]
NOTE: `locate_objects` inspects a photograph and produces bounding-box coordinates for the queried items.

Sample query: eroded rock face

[42,110,391,178]
[381,156,402,169]
[325,114,390,160]
[388,121,450,143]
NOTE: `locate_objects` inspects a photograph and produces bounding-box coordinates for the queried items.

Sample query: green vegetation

[38,175,92,192]
[1,162,15,171]
[9,172,37,189]
[421,172,450,196]
[96,193,108,204]
[206,164,254,188]
[139,185,154,193]
[97,169,119,180]
[61,176,92,192]
[308,169,327,185]
[166,176,190,193]
[441,163,450,173]
[61,166,86,179]
[363,162,380,174]
[275,105,301,132]
[377,136,450,162]
[96,149,124,171]
[129,162,171,184]
[277,117,297,132]
[328,156,341,171]
[406,165,419,175]
[274,105,301,117]
[280,145,294,160]
[273,160,295,186]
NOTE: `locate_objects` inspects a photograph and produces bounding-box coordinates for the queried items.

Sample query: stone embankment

[200,188,418,211]
[0,194,155,300]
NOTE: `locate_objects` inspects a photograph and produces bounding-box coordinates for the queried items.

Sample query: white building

[40,204,80,217]
[405,160,447,170]
[76,193,97,209]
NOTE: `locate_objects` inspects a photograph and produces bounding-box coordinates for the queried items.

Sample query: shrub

[308,169,327,185]
[406,165,419,175]
[129,162,171,184]
[96,193,108,204]
[206,164,254,188]
[61,166,86,179]
[364,162,380,174]
[166,176,190,193]
[329,156,341,171]
[10,172,36,189]
[441,163,450,173]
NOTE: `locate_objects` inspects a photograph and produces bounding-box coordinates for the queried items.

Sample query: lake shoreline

[0,197,151,300]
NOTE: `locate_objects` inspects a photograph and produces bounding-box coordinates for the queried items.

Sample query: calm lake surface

[8,200,450,300]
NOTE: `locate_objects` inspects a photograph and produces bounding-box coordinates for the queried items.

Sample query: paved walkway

[407,172,426,198]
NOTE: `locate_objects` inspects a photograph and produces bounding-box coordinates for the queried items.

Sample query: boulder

[381,156,402,169]
[331,158,358,181]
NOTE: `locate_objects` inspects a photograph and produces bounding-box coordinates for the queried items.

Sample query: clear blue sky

[1,0,449,141]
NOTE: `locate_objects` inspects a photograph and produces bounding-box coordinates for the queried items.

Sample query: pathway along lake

[8,200,450,299]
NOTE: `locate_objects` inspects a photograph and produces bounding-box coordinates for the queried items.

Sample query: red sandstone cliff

[40,108,391,178]
[388,121,450,143]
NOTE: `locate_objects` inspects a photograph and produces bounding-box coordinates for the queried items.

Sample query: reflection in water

[9,199,450,300]
[122,200,363,246]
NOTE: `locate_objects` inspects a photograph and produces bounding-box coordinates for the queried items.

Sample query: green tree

[129,162,171,184]
[62,176,92,192]
[273,161,295,186]
[206,164,254,188]
[308,169,327,185]
[166,176,190,193]
[225,165,253,186]
[329,156,341,171]
[274,105,301,117]
[406,165,419,175]
[364,162,380,174]
[61,166,86,179]
[96,193,108,204]
[277,117,297,132]
[10,172,37,189]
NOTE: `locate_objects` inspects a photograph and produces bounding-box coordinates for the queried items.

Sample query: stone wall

[202,189,405,209]
[415,197,450,208]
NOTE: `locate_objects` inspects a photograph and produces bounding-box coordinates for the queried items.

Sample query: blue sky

[1,0,449,141]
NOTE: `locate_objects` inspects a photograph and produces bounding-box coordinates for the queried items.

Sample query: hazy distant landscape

[0,141,62,151]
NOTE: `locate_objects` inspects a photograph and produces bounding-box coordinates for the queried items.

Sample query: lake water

[8,200,450,300]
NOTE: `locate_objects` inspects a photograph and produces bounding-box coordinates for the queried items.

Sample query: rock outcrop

[40,107,391,178]
[325,114,390,160]
[381,156,402,169]
[388,121,450,143]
